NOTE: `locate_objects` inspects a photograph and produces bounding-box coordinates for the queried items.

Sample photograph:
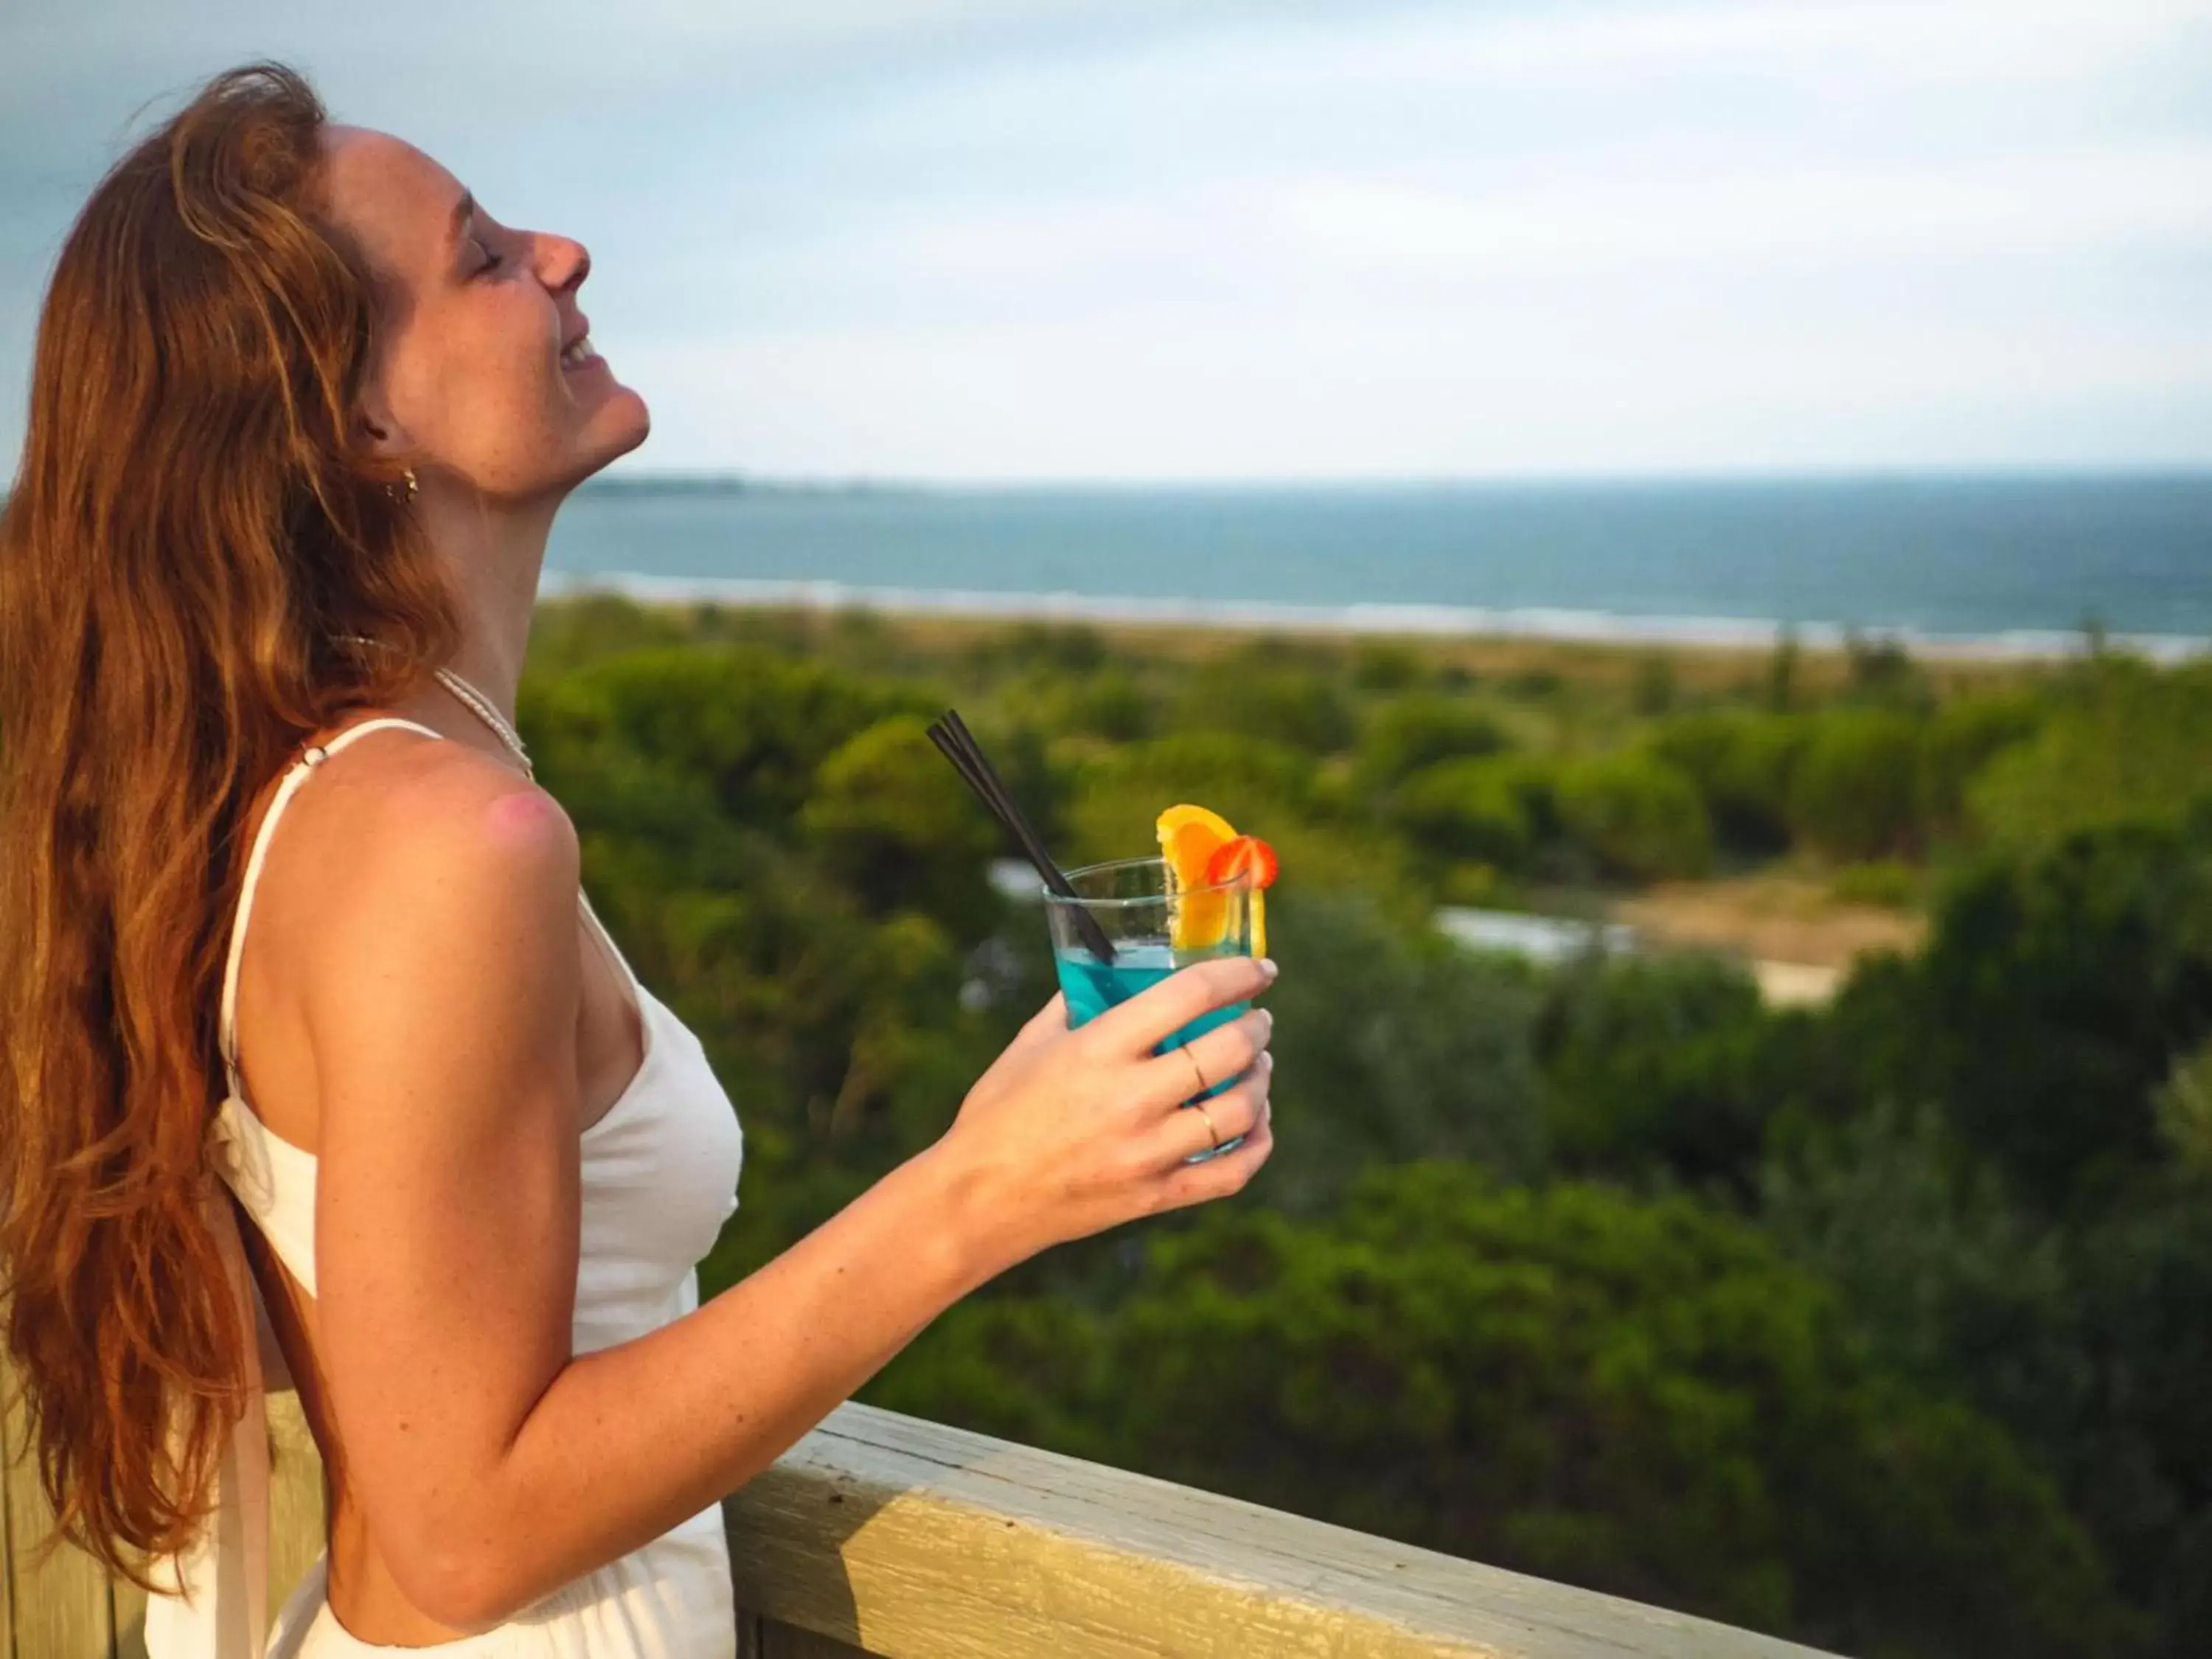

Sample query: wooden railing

[2,1379,1840,1659]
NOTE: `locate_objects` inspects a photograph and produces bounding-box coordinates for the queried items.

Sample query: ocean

[542,473,2212,658]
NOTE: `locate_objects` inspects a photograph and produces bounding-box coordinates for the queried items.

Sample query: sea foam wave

[537,568,2209,664]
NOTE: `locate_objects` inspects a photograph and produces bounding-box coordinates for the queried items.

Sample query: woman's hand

[930,955,1278,1277]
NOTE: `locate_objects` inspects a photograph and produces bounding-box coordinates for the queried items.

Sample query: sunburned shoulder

[235,726,582,1106]
[300,729,581,947]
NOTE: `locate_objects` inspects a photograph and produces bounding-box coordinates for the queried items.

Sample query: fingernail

[1262,1050,1276,1071]
[1259,957,1279,981]
[1262,1007,1276,1033]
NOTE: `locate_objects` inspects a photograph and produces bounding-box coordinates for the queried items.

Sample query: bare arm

[309,757,1276,1630]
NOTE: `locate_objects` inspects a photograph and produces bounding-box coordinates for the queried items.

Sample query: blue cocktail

[1043,855,1259,1160]
[1054,945,1247,1099]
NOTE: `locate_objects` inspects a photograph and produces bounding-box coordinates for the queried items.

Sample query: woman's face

[320,125,648,501]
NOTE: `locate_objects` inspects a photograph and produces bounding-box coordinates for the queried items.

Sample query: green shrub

[1841,630,1933,709]
[799,714,1002,924]
[1356,693,1510,791]
[873,1164,2140,1658]
[1251,890,1548,1211]
[1968,659,2212,855]
[1053,667,1157,741]
[1439,860,1511,907]
[1554,751,1712,880]
[1351,641,1427,691]
[1913,821,2212,1212]
[1003,620,1110,672]
[1536,951,1778,1194]
[521,641,916,840]
[1631,652,1677,714]
[1829,859,1921,909]
[1765,1103,2212,1652]
[1062,731,1316,857]
[1176,653,1357,754]
[511,616,2212,1657]
[1648,711,1805,855]
[1392,755,1542,869]
[1916,692,2044,839]
[1787,709,1926,860]
[2155,1042,2212,1178]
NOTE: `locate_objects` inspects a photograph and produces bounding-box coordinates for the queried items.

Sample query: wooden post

[4,1359,115,1659]
[1,1352,326,1659]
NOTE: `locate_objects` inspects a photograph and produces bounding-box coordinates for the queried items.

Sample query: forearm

[442,1141,1006,1625]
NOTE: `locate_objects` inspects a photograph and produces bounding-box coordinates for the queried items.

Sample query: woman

[0,62,1276,1659]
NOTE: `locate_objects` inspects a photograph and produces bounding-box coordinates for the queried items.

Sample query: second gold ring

[1179,1041,1209,1098]
[1191,1100,1222,1152]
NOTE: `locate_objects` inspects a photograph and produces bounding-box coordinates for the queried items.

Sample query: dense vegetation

[518,596,2212,1658]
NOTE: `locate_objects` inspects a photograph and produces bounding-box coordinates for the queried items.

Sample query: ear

[355,377,412,461]
[356,416,416,470]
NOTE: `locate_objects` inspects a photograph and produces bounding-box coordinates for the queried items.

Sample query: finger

[1085,955,1276,1058]
[1141,1055,1268,1171]
[1139,1006,1272,1111]
[1152,1087,1275,1210]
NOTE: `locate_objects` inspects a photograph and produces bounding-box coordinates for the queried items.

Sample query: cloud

[2,0,2208,477]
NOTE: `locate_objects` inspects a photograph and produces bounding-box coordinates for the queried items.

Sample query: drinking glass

[1043,855,1258,1161]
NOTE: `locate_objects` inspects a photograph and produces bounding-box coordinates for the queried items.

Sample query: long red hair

[0,62,461,1585]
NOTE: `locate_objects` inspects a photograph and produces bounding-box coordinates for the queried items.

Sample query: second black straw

[925,709,1118,964]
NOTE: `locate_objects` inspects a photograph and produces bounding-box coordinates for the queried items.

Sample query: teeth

[560,334,596,368]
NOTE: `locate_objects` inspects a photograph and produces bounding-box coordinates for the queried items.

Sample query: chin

[571,390,653,484]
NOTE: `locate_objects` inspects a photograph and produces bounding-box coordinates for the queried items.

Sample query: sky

[2,0,2210,481]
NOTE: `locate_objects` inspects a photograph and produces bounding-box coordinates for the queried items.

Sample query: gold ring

[1192,1101,1222,1152]
[1180,1042,1208,1098]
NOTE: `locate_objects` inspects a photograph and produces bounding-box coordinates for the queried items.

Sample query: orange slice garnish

[1157,804,1237,847]
[1155,804,1245,953]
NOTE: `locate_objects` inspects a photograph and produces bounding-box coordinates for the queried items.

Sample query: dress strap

[577,884,642,995]
[218,717,445,1088]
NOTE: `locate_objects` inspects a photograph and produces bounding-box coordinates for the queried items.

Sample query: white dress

[145,716,745,1659]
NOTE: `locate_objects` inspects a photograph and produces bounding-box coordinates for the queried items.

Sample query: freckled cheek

[417,347,568,476]
[450,331,554,417]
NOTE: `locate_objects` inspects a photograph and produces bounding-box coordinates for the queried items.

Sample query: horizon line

[584,460,2212,492]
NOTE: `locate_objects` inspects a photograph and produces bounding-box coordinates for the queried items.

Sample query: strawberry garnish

[1204,835,1278,890]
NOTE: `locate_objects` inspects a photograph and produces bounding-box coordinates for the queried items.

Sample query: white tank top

[145,716,745,1659]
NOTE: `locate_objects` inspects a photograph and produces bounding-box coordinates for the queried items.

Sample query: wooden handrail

[720,1402,1837,1659]
[1,1364,1836,1659]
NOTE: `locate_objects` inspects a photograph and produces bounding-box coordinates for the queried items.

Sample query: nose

[538,232,590,296]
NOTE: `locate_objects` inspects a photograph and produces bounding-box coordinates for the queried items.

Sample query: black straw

[926,709,1119,964]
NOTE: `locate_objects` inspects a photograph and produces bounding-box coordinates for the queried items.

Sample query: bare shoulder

[310,721,572,865]
[285,726,581,1019]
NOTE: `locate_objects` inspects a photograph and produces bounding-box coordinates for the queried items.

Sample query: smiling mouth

[560,334,602,372]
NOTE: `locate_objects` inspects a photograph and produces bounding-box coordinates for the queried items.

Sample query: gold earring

[403,467,419,501]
